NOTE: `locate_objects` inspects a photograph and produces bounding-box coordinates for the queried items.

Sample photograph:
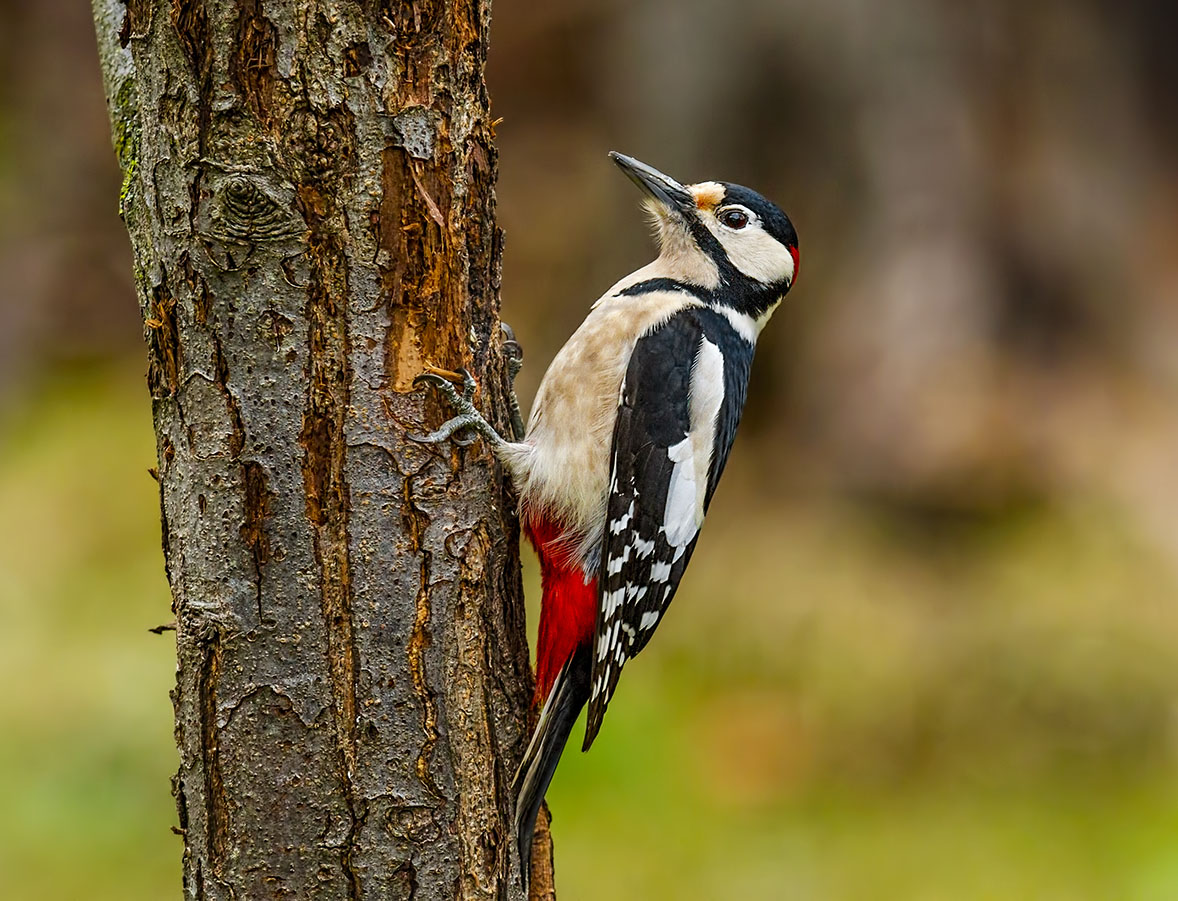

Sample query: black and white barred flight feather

[583,302,754,748]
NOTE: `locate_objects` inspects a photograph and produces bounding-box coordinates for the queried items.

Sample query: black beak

[609,152,695,217]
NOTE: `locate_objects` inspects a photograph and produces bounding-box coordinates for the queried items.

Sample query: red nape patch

[524,515,598,707]
[789,244,800,284]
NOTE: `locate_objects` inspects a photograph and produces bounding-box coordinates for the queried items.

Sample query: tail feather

[513,642,591,880]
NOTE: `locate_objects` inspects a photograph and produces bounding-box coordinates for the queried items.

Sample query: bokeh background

[3,0,1178,897]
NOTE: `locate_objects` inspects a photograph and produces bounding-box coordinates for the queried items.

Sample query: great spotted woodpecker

[413,152,798,874]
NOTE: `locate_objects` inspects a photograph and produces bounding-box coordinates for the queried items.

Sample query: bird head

[609,151,799,296]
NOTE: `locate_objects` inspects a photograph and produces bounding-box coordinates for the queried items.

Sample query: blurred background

[2,0,1177,897]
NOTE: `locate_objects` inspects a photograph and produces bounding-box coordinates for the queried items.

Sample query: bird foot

[500,323,526,440]
[501,322,524,383]
[411,365,506,448]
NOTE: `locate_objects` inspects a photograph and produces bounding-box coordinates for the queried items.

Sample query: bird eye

[719,208,750,230]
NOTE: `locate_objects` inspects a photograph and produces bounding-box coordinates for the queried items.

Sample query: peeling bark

[92,1,548,897]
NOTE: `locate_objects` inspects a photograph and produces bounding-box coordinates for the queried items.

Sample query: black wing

[583,307,753,748]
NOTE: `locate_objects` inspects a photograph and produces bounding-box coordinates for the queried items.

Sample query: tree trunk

[92,1,553,897]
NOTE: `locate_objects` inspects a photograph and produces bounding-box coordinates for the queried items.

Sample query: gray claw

[412,372,454,394]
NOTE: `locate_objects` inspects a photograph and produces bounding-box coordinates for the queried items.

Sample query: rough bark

[92,1,552,897]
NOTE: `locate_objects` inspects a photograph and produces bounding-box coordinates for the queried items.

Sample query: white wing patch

[660,336,725,549]
[662,438,697,546]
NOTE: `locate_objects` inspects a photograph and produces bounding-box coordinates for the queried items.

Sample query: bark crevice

[197,631,228,876]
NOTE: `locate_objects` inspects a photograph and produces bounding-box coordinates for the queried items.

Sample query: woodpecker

[413,152,798,876]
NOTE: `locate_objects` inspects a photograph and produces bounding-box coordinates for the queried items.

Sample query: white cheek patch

[715,227,796,285]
